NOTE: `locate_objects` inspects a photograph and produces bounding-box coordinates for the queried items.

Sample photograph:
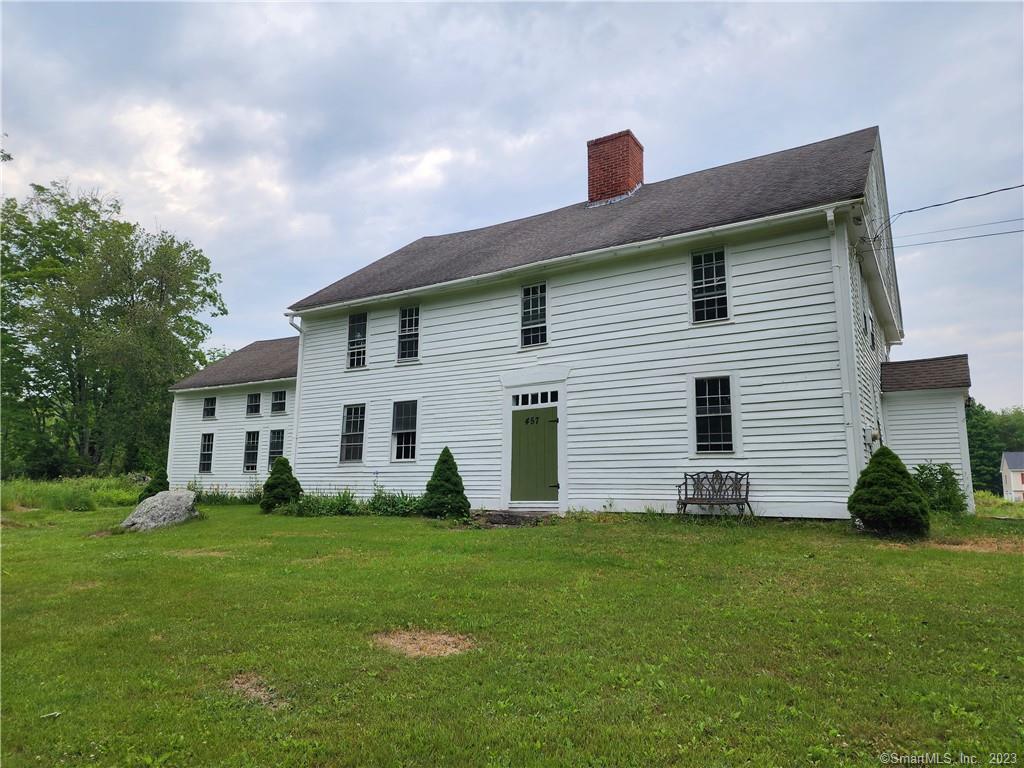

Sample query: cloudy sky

[3,2,1022,407]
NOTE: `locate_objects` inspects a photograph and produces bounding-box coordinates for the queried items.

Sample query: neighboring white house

[167,126,974,518]
[1001,452,1024,501]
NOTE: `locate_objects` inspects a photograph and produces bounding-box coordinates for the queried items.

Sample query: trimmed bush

[848,446,929,536]
[420,447,470,519]
[260,457,303,513]
[138,468,169,503]
[912,463,967,518]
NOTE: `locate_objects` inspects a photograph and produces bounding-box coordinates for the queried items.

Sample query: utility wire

[893,217,1024,239]
[891,229,1023,248]
[871,183,1024,242]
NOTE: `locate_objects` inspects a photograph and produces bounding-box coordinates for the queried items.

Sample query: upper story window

[202,397,216,419]
[691,248,729,323]
[198,433,214,473]
[246,393,261,416]
[869,316,876,350]
[340,404,366,463]
[271,390,287,413]
[268,429,284,470]
[398,306,420,361]
[391,400,418,461]
[348,313,367,369]
[521,283,547,347]
[694,376,733,453]
[243,431,259,472]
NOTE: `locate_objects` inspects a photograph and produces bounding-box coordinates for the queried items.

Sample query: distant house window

[391,400,417,461]
[695,376,733,453]
[271,390,287,413]
[243,431,259,472]
[521,283,547,347]
[398,306,420,361]
[691,249,729,323]
[202,397,216,419]
[246,393,261,415]
[340,404,366,462]
[199,433,214,473]
[268,429,284,469]
[348,313,367,369]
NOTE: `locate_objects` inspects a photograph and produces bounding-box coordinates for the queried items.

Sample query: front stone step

[474,509,559,526]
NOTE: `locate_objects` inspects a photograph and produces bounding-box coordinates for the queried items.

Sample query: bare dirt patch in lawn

[69,580,102,591]
[929,537,1024,554]
[228,673,285,709]
[169,548,230,558]
[88,529,113,538]
[373,629,476,658]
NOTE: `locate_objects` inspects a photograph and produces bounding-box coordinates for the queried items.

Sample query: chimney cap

[586,129,644,151]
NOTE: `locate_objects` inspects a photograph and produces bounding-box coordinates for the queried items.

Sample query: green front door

[511,406,558,502]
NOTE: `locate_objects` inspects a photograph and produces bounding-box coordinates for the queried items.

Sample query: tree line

[965,400,1024,494]
[2,181,226,478]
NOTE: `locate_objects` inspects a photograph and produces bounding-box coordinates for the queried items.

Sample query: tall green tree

[966,399,1024,494]
[1,182,226,476]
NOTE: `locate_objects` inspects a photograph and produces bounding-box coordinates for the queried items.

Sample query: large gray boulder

[121,490,199,532]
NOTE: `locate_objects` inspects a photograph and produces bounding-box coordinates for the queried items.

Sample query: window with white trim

[268,429,284,469]
[199,433,214,473]
[246,393,261,415]
[398,306,420,361]
[348,313,367,369]
[243,431,260,472]
[521,283,547,347]
[691,248,728,323]
[271,390,286,413]
[694,376,733,452]
[512,390,558,407]
[340,404,365,463]
[391,400,417,461]
[203,397,216,419]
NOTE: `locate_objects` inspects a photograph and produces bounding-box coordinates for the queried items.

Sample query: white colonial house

[168,127,974,517]
[1001,452,1024,502]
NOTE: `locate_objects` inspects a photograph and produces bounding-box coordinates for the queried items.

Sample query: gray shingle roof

[880,355,971,392]
[1004,452,1024,470]
[290,127,880,311]
[170,337,298,391]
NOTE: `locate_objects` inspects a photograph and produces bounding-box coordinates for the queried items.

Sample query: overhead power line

[872,182,1024,242]
[893,217,1024,239]
[891,229,1023,248]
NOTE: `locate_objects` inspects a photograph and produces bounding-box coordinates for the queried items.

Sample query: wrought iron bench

[676,471,753,516]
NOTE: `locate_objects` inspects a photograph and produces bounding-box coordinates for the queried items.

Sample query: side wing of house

[291,218,855,517]
[167,381,297,492]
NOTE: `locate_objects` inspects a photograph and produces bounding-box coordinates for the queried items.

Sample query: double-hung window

[340,404,366,462]
[521,283,547,347]
[271,390,287,413]
[391,400,417,461]
[202,397,216,419]
[243,431,260,472]
[246,393,261,415]
[268,429,284,469]
[694,376,734,453]
[398,306,420,361]
[691,248,729,323]
[198,433,214,473]
[348,313,367,369]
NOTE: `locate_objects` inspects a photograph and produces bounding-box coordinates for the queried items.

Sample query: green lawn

[2,506,1022,767]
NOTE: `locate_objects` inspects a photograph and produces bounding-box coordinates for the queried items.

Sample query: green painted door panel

[511,406,558,502]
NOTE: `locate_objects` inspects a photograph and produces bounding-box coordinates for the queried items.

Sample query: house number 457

[524,416,540,425]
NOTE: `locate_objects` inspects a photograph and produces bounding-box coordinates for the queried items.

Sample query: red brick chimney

[587,130,644,203]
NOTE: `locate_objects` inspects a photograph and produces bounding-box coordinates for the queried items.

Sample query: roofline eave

[168,376,297,394]
[286,197,865,318]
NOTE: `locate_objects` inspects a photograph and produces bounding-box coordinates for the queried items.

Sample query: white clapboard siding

[292,222,853,518]
[848,248,889,465]
[882,389,974,509]
[167,382,296,492]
